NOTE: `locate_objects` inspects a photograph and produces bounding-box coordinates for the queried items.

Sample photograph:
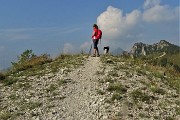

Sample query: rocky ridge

[130,40,179,57]
[0,55,179,120]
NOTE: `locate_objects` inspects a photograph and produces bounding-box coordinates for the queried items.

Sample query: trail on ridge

[57,57,107,120]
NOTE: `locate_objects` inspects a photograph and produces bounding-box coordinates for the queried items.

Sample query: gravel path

[57,57,106,120]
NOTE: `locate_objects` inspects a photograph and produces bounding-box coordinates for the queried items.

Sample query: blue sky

[0,0,179,70]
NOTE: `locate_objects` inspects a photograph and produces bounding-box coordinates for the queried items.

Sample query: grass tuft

[130,89,153,104]
[0,111,11,120]
[3,78,18,86]
[107,83,127,94]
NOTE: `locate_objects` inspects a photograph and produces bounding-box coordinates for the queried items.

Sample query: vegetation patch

[130,89,153,104]
[150,86,166,95]
[96,89,105,95]
[107,83,127,94]
[175,107,180,115]
[46,84,57,93]
[0,111,11,120]
[111,93,122,101]
[15,82,31,90]
[21,101,42,110]
[0,73,6,81]
[3,78,18,86]
[139,112,150,118]
[58,79,71,86]
[108,70,119,77]
[8,94,19,100]
[165,77,180,93]
[11,49,52,73]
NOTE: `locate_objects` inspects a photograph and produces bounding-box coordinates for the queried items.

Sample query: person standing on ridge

[91,24,101,57]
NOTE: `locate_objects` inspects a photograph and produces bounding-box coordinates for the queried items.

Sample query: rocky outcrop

[130,40,179,57]
[130,42,148,56]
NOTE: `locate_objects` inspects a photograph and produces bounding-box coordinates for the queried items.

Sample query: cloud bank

[96,0,179,51]
[63,43,75,54]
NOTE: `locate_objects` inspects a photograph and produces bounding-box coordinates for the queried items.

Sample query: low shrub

[111,93,122,101]
[11,49,52,73]
[130,89,152,104]
[3,78,18,86]
[107,83,127,94]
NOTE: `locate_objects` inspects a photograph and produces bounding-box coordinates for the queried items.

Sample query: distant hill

[111,47,124,55]
[130,40,180,57]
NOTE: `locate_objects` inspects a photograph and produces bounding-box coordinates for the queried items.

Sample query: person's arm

[92,31,95,38]
[92,28,97,39]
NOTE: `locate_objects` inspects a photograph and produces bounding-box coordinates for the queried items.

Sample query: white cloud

[97,6,141,49]
[80,41,91,51]
[126,10,141,26]
[96,1,179,50]
[63,43,75,54]
[143,5,179,22]
[97,6,124,40]
[97,6,141,40]
[143,0,161,9]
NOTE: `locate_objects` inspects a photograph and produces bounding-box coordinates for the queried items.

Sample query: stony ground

[0,55,179,120]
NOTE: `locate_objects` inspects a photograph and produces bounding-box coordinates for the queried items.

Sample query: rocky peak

[152,40,170,49]
[130,42,148,56]
[130,40,178,57]
[159,40,170,45]
[158,40,170,48]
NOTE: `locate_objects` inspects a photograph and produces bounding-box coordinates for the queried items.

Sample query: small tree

[17,49,36,63]
[11,49,52,73]
[11,49,36,71]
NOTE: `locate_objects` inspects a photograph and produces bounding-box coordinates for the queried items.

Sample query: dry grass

[11,54,52,73]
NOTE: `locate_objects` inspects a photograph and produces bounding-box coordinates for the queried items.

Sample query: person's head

[93,24,98,29]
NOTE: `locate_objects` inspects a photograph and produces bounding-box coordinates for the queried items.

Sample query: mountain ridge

[130,40,180,57]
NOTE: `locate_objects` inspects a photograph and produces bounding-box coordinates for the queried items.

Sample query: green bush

[11,49,52,73]
[173,64,180,72]
[159,58,168,67]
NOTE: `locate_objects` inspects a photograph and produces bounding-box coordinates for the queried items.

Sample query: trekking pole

[88,43,92,56]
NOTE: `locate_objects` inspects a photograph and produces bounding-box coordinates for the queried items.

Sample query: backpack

[96,29,102,40]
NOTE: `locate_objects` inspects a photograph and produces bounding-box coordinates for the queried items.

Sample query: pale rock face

[130,40,176,57]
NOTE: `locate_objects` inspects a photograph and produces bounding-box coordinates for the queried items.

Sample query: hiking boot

[96,54,100,57]
[91,54,96,57]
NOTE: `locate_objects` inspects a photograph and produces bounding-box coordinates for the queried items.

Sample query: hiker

[91,24,101,57]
